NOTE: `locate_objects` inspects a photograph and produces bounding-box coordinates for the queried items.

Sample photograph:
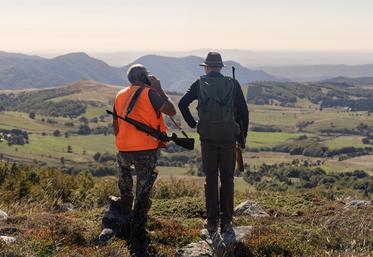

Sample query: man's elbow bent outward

[178,52,249,242]
[100,64,175,253]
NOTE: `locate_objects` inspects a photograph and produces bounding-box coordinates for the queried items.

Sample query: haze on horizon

[1,0,373,54]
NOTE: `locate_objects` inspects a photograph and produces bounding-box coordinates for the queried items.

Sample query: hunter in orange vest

[99,64,176,252]
[114,85,168,151]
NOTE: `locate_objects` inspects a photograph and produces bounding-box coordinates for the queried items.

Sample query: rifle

[232,66,245,172]
[106,110,195,150]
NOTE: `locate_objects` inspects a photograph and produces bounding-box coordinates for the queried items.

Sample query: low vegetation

[0,162,372,256]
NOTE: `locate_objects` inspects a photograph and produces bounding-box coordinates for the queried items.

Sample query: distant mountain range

[0,51,276,91]
[123,55,276,92]
[319,76,373,86]
[260,64,373,82]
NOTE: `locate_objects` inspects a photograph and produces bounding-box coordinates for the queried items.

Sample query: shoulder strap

[126,87,145,116]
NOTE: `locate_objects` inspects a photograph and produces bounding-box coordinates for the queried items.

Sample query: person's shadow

[114,219,160,257]
[100,201,159,257]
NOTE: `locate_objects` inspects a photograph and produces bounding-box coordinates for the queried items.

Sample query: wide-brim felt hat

[200,52,226,67]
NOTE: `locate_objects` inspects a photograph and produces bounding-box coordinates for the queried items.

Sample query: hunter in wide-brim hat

[200,52,226,68]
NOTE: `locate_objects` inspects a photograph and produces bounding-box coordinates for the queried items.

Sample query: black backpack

[197,75,239,143]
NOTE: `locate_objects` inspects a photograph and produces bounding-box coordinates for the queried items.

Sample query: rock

[344,200,371,208]
[0,235,16,244]
[0,210,8,221]
[99,228,115,246]
[234,200,269,217]
[177,226,253,257]
[62,203,75,212]
[51,202,75,213]
[176,241,212,257]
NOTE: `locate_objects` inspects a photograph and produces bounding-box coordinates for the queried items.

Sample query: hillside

[0,52,124,88]
[0,52,276,91]
[260,64,373,82]
[320,76,373,86]
[0,162,372,256]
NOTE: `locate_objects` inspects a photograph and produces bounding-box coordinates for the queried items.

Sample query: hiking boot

[204,220,218,234]
[98,228,115,246]
[221,222,236,244]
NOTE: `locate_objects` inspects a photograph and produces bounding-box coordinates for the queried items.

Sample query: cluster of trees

[296,121,315,131]
[321,123,373,136]
[246,81,373,112]
[93,152,116,163]
[243,162,373,194]
[362,135,373,145]
[247,82,323,105]
[249,135,373,158]
[250,125,282,132]
[0,129,29,145]
[158,154,191,167]
[0,89,88,117]
[321,98,373,112]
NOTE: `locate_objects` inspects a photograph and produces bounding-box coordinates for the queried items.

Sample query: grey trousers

[201,141,236,226]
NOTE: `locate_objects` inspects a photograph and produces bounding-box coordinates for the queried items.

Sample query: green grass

[157,166,189,176]
[0,134,116,164]
[247,131,306,148]
[323,136,367,149]
[83,104,111,119]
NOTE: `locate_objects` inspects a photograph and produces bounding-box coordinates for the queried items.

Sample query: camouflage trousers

[117,150,158,226]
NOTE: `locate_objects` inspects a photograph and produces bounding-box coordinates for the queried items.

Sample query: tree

[79,116,89,124]
[90,117,98,123]
[53,130,61,137]
[93,152,101,162]
[78,125,91,135]
[60,157,65,166]
[67,145,73,153]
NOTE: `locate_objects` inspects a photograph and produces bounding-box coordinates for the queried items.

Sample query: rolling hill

[0,51,276,91]
[320,76,373,86]
[260,64,373,82]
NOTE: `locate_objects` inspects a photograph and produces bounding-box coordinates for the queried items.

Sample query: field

[1,81,372,175]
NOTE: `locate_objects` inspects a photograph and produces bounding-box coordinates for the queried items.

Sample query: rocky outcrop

[234,200,269,217]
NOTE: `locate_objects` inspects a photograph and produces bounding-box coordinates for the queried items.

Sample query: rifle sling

[123,86,169,142]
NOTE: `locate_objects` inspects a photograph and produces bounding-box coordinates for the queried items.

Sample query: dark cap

[200,52,226,68]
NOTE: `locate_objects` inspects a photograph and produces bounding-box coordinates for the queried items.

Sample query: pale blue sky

[1,0,373,52]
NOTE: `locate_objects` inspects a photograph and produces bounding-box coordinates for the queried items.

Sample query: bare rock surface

[344,200,371,208]
[0,210,8,221]
[0,235,16,244]
[176,241,212,257]
[234,200,269,217]
[176,226,253,257]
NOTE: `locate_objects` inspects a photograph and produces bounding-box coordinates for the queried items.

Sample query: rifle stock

[236,145,244,172]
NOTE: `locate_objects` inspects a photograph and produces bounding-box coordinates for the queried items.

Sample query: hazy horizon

[1,0,373,53]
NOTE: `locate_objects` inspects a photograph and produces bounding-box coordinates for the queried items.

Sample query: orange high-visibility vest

[114,85,168,152]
